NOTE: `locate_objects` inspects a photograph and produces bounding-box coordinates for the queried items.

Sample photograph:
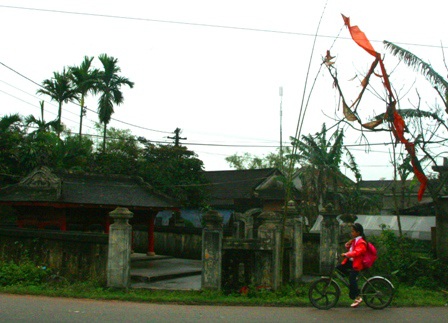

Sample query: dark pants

[336,261,360,299]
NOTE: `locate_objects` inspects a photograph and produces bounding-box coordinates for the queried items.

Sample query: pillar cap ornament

[284,200,297,211]
[320,203,339,219]
[109,207,134,219]
[203,210,223,228]
[337,213,358,223]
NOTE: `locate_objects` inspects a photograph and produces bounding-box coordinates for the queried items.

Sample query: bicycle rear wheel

[308,278,340,309]
[361,277,394,309]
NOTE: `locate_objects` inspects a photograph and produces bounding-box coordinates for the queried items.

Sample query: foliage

[88,127,141,176]
[337,184,382,215]
[0,275,447,307]
[291,124,358,225]
[95,53,134,152]
[68,56,100,137]
[368,228,448,289]
[36,68,79,136]
[61,135,94,171]
[225,147,297,176]
[0,114,24,174]
[384,41,448,110]
[0,260,53,286]
[18,131,62,173]
[139,139,208,207]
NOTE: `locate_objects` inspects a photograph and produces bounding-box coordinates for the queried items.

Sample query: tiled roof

[59,173,176,208]
[359,180,394,192]
[0,168,177,209]
[359,179,437,195]
[203,168,284,202]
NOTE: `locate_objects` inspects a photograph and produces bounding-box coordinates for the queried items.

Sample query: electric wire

[0,5,445,49]
[0,4,446,160]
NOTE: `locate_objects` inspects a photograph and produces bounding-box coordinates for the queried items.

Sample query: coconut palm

[69,56,100,137]
[95,54,134,152]
[36,68,79,137]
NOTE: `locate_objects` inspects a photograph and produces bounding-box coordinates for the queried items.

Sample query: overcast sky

[1,0,447,180]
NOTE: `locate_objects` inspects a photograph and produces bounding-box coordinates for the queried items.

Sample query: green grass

[1,282,447,307]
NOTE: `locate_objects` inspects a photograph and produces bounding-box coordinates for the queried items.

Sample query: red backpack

[363,242,378,269]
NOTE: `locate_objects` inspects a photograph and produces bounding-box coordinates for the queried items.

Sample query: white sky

[1,0,447,180]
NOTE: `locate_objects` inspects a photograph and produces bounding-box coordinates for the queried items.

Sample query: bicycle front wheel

[361,277,394,309]
[308,278,341,310]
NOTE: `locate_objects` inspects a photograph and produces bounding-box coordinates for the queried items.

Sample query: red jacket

[342,237,367,271]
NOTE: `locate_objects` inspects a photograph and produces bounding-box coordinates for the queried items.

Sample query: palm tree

[36,68,79,137]
[69,56,99,138]
[24,101,59,136]
[0,113,22,133]
[95,54,134,152]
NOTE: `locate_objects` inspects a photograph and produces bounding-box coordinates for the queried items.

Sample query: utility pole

[279,86,283,170]
[168,128,187,146]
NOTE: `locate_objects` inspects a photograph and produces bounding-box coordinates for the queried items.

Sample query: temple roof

[0,167,178,210]
[203,168,295,206]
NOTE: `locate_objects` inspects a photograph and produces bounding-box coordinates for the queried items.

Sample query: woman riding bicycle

[337,223,367,308]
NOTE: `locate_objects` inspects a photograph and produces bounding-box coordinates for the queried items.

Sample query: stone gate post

[320,205,339,275]
[201,210,223,290]
[107,207,133,289]
[285,201,303,283]
[258,211,282,290]
[338,214,358,245]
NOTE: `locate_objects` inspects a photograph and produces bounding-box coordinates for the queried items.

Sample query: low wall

[0,228,108,282]
[133,226,203,259]
[133,226,321,275]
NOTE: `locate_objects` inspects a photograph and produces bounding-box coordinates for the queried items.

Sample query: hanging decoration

[324,15,428,200]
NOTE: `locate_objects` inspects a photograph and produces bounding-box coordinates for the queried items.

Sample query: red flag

[342,14,428,200]
[342,15,377,58]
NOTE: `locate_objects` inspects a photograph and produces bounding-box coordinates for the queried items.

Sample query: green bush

[0,260,53,286]
[368,228,448,289]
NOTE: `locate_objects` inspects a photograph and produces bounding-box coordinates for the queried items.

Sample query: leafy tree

[61,135,94,171]
[36,68,79,137]
[69,56,100,138]
[0,114,24,175]
[18,131,62,172]
[226,152,271,170]
[95,54,134,152]
[226,147,297,175]
[89,127,141,175]
[139,138,207,207]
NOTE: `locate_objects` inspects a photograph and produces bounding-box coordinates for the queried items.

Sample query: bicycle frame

[309,255,395,309]
[330,267,394,296]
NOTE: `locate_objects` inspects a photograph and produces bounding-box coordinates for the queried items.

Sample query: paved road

[1,294,447,322]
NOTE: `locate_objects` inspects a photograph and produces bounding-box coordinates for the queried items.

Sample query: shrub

[368,228,448,289]
[0,260,53,286]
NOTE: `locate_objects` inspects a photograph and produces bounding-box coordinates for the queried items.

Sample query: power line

[0,5,446,50]
[0,60,172,135]
[0,84,98,132]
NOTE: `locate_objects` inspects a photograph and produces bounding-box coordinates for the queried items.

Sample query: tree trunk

[102,123,107,153]
[433,197,448,262]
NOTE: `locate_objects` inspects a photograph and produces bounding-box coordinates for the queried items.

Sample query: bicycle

[308,258,395,310]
